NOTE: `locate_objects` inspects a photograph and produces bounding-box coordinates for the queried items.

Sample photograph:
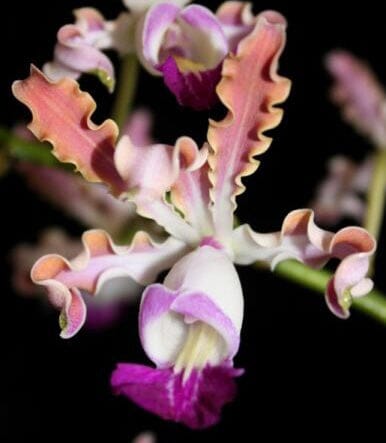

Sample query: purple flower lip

[111,363,243,429]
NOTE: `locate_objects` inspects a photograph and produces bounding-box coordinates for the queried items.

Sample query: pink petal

[326,50,386,147]
[232,209,376,318]
[216,1,257,51]
[43,8,115,91]
[31,230,187,337]
[111,363,242,429]
[122,109,154,147]
[12,67,125,194]
[208,11,291,241]
[176,5,228,68]
[171,161,213,235]
[114,135,206,242]
[141,2,181,68]
[11,229,82,296]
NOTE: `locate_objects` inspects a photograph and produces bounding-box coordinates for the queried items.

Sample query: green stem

[269,259,386,324]
[111,54,140,131]
[0,126,69,169]
[364,149,386,240]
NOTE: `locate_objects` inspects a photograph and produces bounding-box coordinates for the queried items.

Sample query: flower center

[174,321,221,382]
[173,55,206,74]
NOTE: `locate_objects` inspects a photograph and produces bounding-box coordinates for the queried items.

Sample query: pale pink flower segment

[42,1,265,109]
[12,5,376,430]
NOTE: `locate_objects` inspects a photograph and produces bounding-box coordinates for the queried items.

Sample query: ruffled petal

[207,11,291,241]
[232,209,376,318]
[31,230,187,337]
[111,363,241,429]
[326,50,386,147]
[115,135,206,243]
[11,229,81,296]
[12,67,125,194]
[11,229,142,331]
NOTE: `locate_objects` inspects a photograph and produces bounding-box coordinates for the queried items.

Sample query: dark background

[1,0,386,441]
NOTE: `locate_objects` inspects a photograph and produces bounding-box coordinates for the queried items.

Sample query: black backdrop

[2,1,386,441]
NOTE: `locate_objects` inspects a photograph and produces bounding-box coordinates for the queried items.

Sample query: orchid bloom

[43,1,263,109]
[312,51,386,225]
[43,8,117,91]
[13,11,375,428]
[326,50,386,147]
[11,111,157,329]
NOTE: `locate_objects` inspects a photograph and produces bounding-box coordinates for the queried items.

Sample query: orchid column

[12,9,375,431]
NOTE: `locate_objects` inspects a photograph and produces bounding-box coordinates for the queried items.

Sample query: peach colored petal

[12,67,125,194]
[31,230,187,337]
[207,11,291,241]
[232,209,376,318]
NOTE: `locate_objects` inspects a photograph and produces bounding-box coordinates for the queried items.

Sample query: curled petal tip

[258,10,287,27]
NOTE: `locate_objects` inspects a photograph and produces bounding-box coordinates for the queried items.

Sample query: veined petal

[12,67,125,194]
[31,230,187,337]
[326,51,386,147]
[111,363,241,429]
[232,209,376,318]
[208,11,291,241]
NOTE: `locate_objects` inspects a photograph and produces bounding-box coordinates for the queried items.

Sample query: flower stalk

[364,149,386,241]
[111,54,140,131]
[271,259,386,324]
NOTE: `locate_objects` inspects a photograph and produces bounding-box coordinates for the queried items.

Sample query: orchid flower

[43,1,264,109]
[13,11,375,428]
[11,111,157,329]
[312,51,386,226]
[43,7,117,91]
[326,50,386,147]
